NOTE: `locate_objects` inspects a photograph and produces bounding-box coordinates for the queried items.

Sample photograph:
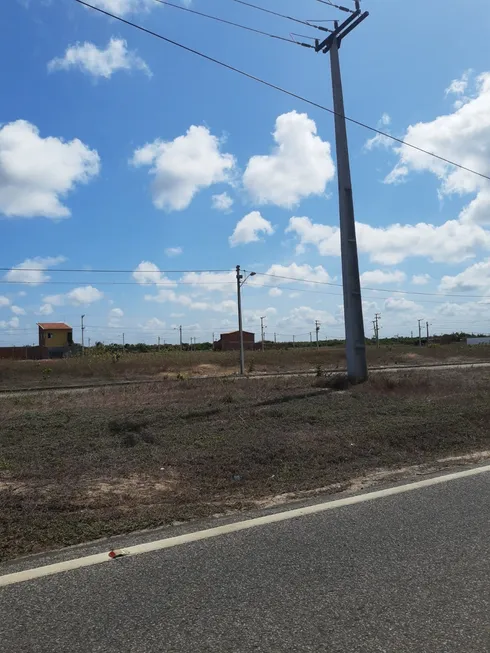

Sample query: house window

[47,333,53,339]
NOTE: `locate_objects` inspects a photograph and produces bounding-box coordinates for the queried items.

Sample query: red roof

[37,323,72,330]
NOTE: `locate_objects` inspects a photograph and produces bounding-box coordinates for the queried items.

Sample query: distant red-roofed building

[38,322,73,357]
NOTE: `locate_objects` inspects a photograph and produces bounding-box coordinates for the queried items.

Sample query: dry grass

[1,344,489,391]
[1,367,490,562]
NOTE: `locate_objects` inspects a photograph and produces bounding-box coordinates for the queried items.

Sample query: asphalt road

[1,470,490,652]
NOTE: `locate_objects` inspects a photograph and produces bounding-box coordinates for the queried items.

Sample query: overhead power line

[0,267,233,274]
[316,0,355,13]
[151,0,314,48]
[0,280,235,286]
[224,0,332,32]
[75,0,490,185]
[254,272,490,300]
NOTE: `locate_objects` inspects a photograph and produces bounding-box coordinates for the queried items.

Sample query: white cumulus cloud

[10,305,26,315]
[287,216,490,265]
[145,288,236,313]
[412,274,431,286]
[109,307,124,318]
[439,259,490,293]
[132,261,176,286]
[0,316,19,329]
[5,256,66,285]
[263,262,334,286]
[276,306,337,330]
[211,192,234,212]
[164,247,183,257]
[384,297,422,312]
[243,111,335,208]
[67,286,104,305]
[141,317,166,331]
[131,126,235,211]
[364,113,393,151]
[268,287,282,297]
[88,0,154,15]
[48,38,151,79]
[43,286,104,306]
[179,270,236,293]
[0,120,100,219]
[360,269,406,285]
[38,303,53,315]
[0,296,10,307]
[386,72,490,226]
[229,211,274,246]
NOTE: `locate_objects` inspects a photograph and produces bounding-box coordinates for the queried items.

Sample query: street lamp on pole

[236,265,256,375]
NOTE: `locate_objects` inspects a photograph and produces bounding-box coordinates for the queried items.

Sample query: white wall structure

[467,337,490,345]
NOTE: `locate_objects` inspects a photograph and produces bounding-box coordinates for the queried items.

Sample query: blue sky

[2,0,490,345]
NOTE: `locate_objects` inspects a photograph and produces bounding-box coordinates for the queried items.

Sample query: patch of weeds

[315,364,323,378]
[13,396,34,408]
[247,358,256,374]
[313,372,350,391]
[42,367,52,381]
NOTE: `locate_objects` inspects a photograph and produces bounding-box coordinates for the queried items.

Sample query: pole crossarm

[314,9,369,53]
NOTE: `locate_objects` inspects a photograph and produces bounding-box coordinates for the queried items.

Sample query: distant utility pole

[88,337,91,349]
[179,325,183,350]
[81,314,85,356]
[122,333,125,351]
[157,336,160,351]
[374,313,381,348]
[314,2,369,383]
[292,335,295,347]
[315,320,321,348]
[310,332,313,343]
[260,316,266,351]
[236,265,256,375]
[426,321,430,347]
[274,332,277,344]
[418,319,423,347]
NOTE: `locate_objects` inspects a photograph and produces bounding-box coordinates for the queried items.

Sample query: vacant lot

[1,344,489,391]
[1,368,490,561]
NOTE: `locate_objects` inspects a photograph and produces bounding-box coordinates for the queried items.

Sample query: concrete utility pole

[310,332,313,343]
[315,320,321,348]
[274,332,277,344]
[236,265,257,375]
[81,314,85,356]
[236,265,245,375]
[179,325,183,350]
[292,335,295,347]
[374,313,381,348]
[157,336,160,351]
[122,333,125,351]
[418,319,423,347]
[426,321,430,346]
[260,316,266,351]
[315,3,369,383]
[88,337,91,349]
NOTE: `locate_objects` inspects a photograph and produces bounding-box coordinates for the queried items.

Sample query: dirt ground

[1,344,489,391]
[2,368,490,562]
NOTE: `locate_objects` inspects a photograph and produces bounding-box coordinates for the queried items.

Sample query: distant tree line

[82,332,489,355]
